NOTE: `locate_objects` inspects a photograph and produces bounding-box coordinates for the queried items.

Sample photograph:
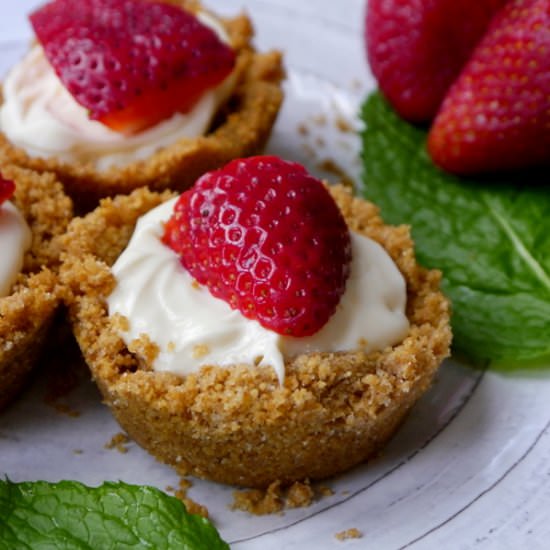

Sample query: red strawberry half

[162,156,352,337]
[0,177,15,206]
[428,0,550,174]
[366,0,507,122]
[30,0,236,135]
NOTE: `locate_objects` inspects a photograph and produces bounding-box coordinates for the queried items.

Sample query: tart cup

[0,1,284,211]
[0,166,73,410]
[61,186,451,488]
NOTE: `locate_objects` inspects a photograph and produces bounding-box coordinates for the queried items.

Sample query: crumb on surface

[104,432,131,454]
[172,477,209,518]
[182,498,209,518]
[232,480,316,515]
[335,528,363,541]
[286,480,315,509]
[318,485,334,497]
[335,116,353,134]
[231,480,284,515]
[176,477,193,493]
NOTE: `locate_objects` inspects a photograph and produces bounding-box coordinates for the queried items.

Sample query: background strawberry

[163,156,352,337]
[427,0,550,174]
[0,177,15,206]
[30,0,235,134]
[366,0,507,122]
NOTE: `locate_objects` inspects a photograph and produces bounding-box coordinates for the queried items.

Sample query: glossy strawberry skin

[163,156,352,337]
[366,0,507,122]
[30,0,235,134]
[428,0,550,174]
[0,177,15,206]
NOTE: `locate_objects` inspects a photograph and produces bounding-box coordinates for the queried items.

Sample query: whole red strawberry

[366,0,507,122]
[0,177,15,206]
[162,156,352,337]
[428,0,550,174]
[30,0,235,134]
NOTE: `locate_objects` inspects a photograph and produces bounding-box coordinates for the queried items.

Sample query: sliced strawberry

[0,177,15,206]
[366,0,507,122]
[30,0,235,135]
[163,156,352,337]
[428,0,550,174]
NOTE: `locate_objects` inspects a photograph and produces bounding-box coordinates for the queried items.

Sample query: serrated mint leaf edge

[359,91,550,365]
[0,479,229,550]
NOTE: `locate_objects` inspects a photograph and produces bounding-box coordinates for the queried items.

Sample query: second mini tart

[0,0,284,211]
[0,166,73,410]
[61,185,451,488]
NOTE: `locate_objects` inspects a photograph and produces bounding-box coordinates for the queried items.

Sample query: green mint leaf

[0,479,229,550]
[360,91,550,366]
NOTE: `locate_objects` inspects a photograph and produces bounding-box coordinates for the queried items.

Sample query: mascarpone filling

[107,198,410,382]
[0,202,32,297]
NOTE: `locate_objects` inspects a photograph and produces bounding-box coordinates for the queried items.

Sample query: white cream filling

[107,198,410,383]
[0,202,32,297]
[0,14,236,171]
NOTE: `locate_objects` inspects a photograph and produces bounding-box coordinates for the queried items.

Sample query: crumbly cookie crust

[0,1,284,211]
[61,185,451,488]
[0,166,73,409]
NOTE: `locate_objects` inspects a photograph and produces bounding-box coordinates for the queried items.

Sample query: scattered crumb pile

[318,485,335,497]
[231,480,329,515]
[104,432,131,454]
[166,478,335,518]
[295,105,359,190]
[166,478,209,518]
[335,528,363,541]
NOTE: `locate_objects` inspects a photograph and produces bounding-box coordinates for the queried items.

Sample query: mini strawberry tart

[0,166,72,410]
[0,0,283,210]
[61,156,451,487]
